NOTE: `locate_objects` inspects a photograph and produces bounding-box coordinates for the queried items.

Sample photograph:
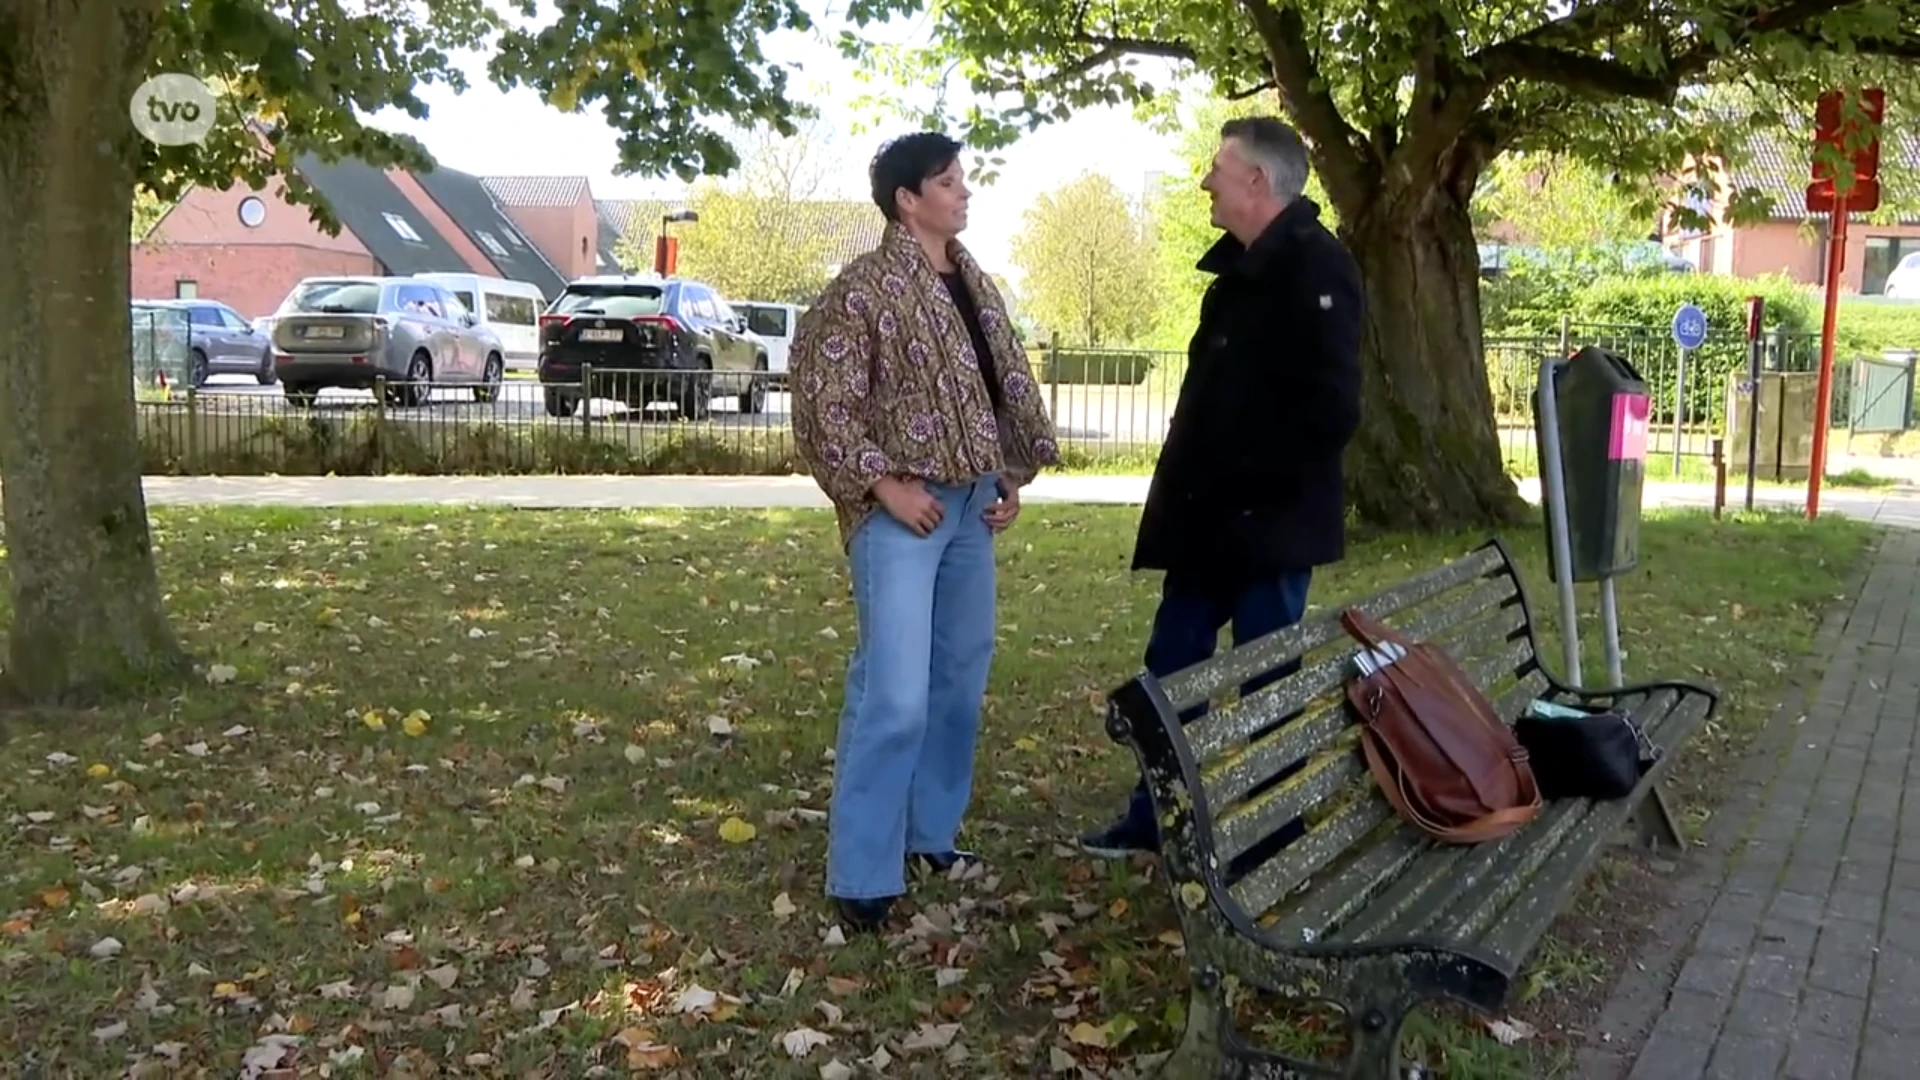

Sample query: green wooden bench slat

[1161,545,1508,713]
[1211,632,1538,868]
[1186,575,1522,763]
[1262,828,1429,945]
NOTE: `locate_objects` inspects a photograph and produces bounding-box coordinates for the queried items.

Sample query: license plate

[579,328,623,343]
[304,325,345,339]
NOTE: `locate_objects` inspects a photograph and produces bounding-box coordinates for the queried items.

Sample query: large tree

[0,0,812,702]
[631,124,853,303]
[834,0,1920,528]
[1012,172,1160,346]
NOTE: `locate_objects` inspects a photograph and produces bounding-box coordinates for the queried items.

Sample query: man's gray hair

[1220,116,1309,203]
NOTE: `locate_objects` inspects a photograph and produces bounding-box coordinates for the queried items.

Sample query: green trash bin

[1535,345,1652,583]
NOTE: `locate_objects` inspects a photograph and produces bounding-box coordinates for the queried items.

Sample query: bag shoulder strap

[1358,711,1544,844]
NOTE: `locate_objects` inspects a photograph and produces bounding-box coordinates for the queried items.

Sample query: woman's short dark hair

[870,132,964,222]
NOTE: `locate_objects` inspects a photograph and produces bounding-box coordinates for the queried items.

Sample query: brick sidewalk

[1579,529,1920,1079]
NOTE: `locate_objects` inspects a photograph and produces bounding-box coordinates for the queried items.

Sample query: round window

[238,196,266,228]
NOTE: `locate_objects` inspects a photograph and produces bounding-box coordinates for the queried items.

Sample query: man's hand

[983,477,1021,533]
[874,476,944,536]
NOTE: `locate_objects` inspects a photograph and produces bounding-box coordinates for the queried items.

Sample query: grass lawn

[0,506,1873,1076]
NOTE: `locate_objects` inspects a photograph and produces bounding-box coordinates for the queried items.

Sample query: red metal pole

[1806,191,1849,520]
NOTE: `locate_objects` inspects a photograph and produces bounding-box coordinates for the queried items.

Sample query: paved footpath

[106,474,1920,530]
[1580,529,1920,1079]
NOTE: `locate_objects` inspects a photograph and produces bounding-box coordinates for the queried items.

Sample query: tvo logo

[130,74,217,146]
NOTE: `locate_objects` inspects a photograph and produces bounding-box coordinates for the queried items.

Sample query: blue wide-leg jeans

[826,474,999,900]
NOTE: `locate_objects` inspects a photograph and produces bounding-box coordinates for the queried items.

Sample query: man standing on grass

[1079,116,1364,861]
[788,131,1061,932]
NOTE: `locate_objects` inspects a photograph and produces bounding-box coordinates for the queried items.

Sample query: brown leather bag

[1340,608,1542,843]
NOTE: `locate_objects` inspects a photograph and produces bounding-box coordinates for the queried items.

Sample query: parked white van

[414,273,547,370]
[733,301,804,384]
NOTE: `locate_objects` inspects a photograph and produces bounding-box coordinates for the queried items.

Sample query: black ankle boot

[833,895,896,931]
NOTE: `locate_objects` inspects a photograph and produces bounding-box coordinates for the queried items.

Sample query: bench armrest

[1549,675,1721,716]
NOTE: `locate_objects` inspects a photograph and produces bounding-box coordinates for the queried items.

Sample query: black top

[940,271,1003,412]
[1131,196,1366,587]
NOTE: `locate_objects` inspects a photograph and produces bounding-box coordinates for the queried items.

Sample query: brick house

[135,157,892,319]
[1659,130,1920,294]
[135,154,568,318]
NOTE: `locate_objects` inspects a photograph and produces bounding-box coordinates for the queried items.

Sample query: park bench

[1105,537,1719,1079]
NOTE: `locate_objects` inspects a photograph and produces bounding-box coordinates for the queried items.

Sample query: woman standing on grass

[787,131,1060,932]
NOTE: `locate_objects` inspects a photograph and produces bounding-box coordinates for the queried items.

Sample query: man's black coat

[1131,196,1365,589]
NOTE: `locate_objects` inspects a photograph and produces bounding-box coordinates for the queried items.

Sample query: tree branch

[1234,0,1374,206]
[1222,79,1277,100]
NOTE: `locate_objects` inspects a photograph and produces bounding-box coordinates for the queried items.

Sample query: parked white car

[731,301,804,384]
[1883,253,1920,300]
[413,272,547,370]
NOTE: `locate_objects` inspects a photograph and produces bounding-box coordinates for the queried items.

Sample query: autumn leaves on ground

[0,506,1870,1076]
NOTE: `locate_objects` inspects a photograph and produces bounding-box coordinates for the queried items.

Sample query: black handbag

[1513,700,1659,800]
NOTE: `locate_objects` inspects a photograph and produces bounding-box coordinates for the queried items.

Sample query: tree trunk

[1339,183,1531,531]
[0,0,185,703]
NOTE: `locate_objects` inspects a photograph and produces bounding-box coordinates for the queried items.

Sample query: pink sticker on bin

[1608,392,1650,462]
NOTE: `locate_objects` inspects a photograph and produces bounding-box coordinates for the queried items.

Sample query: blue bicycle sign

[1670,304,1708,350]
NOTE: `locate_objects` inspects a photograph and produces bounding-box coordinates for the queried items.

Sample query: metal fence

[1487,321,1917,475]
[131,332,1910,478]
[136,352,1190,477]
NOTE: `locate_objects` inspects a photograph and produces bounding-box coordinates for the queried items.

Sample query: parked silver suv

[270,276,506,408]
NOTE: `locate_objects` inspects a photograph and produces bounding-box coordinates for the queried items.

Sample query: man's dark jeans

[1121,569,1314,871]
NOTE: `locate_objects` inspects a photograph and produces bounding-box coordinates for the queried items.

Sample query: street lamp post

[654,209,698,275]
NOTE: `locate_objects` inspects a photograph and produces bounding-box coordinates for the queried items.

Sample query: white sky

[366,5,1192,283]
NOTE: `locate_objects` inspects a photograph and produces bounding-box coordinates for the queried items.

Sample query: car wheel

[544,388,577,418]
[474,353,504,403]
[675,360,712,421]
[284,383,317,408]
[189,348,209,389]
[403,350,433,408]
[255,348,278,386]
[739,353,769,415]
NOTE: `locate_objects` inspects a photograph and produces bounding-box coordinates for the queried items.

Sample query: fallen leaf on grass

[771,892,798,920]
[424,964,459,989]
[899,1023,961,1052]
[718,817,757,843]
[401,709,430,737]
[89,937,122,959]
[819,1060,855,1080]
[1486,1016,1536,1045]
[205,664,238,684]
[614,1027,680,1069]
[669,984,718,1015]
[781,1027,832,1058]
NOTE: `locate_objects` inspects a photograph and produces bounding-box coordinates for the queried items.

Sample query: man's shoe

[1078,813,1160,859]
[908,850,978,877]
[833,896,897,932]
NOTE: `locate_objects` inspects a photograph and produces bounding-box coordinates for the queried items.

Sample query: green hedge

[1043,349,1158,385]
[136,411,807,477]
[1835,298,1920,359]
[1566,273,1819,337]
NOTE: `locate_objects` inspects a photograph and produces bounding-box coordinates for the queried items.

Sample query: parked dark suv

[537,275,769,419]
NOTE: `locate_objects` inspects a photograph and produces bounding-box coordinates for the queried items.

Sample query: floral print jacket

[790,222,1061,547]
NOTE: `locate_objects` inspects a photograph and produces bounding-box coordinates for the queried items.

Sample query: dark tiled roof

[479,176,591,207]
[600,198,886,271]
[596,198,689,239]
[1727,128,1920,222]
[294,153,475,276]
[413,164,568,298]
[595,217,627,273]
